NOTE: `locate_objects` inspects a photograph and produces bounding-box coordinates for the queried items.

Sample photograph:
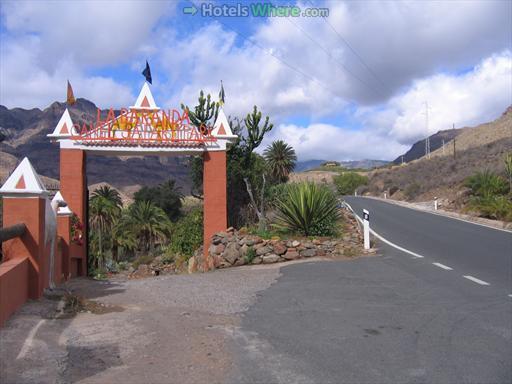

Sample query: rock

[137,264,150,273]
[312,239,321,245]
[212,236,222,245]
[300,249,317,258]
[273,243,287,255]
[251,256,262,264]
[187,257,197,274]
[240,244,249,257]
[223,242,240,264]
[234,258,246,266]
[256,246,272,256]
[226,227,235,233]
[291,240,301,248]
[303,242,315,249]
[212,243,225,255]
[262,254,280,263]
[271,236,281,241]
[283,250,299,260]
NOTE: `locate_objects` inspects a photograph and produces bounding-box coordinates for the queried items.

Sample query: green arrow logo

[183,5,198,16]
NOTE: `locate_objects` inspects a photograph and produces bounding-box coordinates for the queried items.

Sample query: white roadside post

[434,197,438,211]
[363,209,370,250]
[384,192,387,199]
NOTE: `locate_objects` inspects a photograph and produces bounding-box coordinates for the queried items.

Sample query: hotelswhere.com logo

[183,3,329,17]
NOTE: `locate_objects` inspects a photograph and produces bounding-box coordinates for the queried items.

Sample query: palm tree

[264,140,297,183]
[91,185,123,209]
[89,196,119,269]
[123,201,171,252]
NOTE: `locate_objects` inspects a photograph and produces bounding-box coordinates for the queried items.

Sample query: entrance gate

[48,83,237,275]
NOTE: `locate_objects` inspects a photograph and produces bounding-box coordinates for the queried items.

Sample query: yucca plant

[273,182,341,236]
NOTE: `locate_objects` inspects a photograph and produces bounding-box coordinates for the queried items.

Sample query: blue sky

[0,0,511,161]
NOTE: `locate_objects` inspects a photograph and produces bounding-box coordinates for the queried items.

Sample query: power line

[284,16,386,98]
[306,0,390,94]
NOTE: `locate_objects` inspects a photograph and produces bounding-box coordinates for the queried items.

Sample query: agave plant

[273,182,341,236]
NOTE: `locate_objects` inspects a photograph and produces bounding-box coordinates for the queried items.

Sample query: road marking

[343,201,425,259]
[508,294,512,298]
[16,319,46,360]
[463,275,490,286]
[363,196,512,234]
[432,262,453,270]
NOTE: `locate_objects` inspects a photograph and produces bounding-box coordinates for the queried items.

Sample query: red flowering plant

[70,213,84,246]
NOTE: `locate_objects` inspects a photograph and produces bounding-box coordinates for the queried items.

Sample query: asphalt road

[229,197,512,383]
[344,196,512,293]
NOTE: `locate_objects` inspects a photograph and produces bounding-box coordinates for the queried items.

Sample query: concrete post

[363,209,370,250]
[203,151,227,270]
[434,197,438,211]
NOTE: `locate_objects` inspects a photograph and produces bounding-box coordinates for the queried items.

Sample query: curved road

[229,196,512,384]
[344,196,512,293]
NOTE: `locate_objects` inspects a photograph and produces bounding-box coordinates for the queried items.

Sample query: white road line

[463,275,490,286]
[508,294,512,298]
[16,319,46,360]
[432,262,453,270]
[343,201,425,259]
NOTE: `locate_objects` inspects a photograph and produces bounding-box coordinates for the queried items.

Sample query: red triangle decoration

[218,123,226,135]
[15,175,26,189]
[141,96,150,108]
[60,122,69,134]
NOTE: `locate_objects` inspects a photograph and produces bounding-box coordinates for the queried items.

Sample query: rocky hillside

[0,99,192,195]
[393,128,467,164]
[367,105,512,209]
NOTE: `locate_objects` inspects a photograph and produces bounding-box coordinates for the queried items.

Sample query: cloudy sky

[0,0,511,161]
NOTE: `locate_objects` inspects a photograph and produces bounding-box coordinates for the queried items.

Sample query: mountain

[295,159,389,172]
[367,105,512,207]
[0,99,192,196]
[294,160,325,172]
[393,128,467,164]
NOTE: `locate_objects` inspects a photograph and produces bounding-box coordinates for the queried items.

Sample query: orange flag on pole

[67,80,76,105]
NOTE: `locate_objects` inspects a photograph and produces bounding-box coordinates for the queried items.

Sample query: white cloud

[264,51,512,161]
[264,123,408,161]
[0,0,175,108]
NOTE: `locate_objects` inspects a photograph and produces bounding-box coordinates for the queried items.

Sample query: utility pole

[442,139,445,155]
[452,123,456,159]
[423,102,431,159]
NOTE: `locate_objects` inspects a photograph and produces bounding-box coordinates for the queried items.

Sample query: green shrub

[273,182,341,236]
[468,196,512,221]
[244,247,256,264]
[404,182,421,200]
[169,208,203,257]
[465,170,509,198]
[333,172,368,195]
[132,254,155,269]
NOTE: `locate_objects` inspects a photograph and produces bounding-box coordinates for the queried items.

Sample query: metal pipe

[0,223,27,242]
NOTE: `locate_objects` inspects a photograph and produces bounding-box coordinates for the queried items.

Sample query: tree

[91,185,122,209]
[122,201,171,252]
[264,140,297,183]
[134,179,183,221]
[89,196,119,269]
[241,106,274,230]
[181,90,219,134]
[333,172,369,195]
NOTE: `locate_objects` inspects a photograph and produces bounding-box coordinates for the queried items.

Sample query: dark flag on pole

[219,80,225,106]
[67,80,76,105]
[142,60,152,84]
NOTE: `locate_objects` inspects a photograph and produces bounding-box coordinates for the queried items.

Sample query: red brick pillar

[2,197,48,299]
[203,151,227,268]
[57,214,71,282]
[60,149,87,276]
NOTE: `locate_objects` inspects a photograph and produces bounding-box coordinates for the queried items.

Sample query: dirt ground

[0,263,287,384]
